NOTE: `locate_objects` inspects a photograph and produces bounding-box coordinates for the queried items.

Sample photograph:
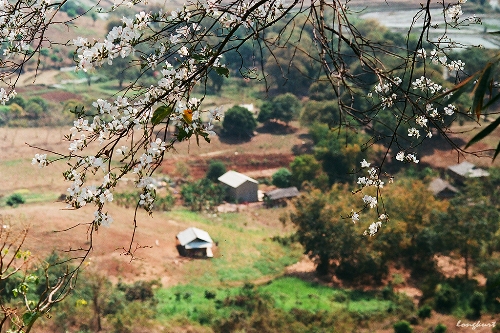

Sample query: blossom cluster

[350,160,393,236]
[395,151,419,163]
[31,153,48,168]
[0,0,57,102]
[369,77,402,109]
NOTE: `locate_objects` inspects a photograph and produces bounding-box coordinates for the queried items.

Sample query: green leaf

[214,67,229,78]
[202,132,211,144]
[429,71,478,105]
[191,54,205,61]
[176,127,191,141]
[151,105,172,125]
[22,311,38,325]
[465,115,500,149]
[482,91,500,110]
[493,140,500,161]
[488,30,500,35]
[471,62,494,120]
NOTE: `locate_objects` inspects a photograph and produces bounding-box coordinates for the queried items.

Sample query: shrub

[434,323,447,333]
[6,193,25,207]
[257,93,301,124]
[393,320,413,333]
[468,291,484,318]
[114,191,174,211]
[486,272,500,312]
[434,284,458,313]
[205,160,226,182]
[117,280,159,302]
[181,178,226,211]
[289,154,321,189]
[272,168,292,188]
[222,105,257,139]
[417,305,432,320]
[204,290,217,299]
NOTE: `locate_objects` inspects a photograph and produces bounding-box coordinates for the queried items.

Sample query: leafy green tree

[205,160,226,182]
[264,20,318,95]
[308,80,338,101]
[8,103,25,118]
[7,96,26,108]
[257,101,274,123]
[290,188,360,275]
[434,323,447,333]
[380,180,447,272]
[258,93,301,125]
[469,291,484,318]
[208,69,224,94]
[90,11,98,26]
[6,193,25,207]
[434,284,458,313]
[181,178,226,211]
[485,272,500,312]
[300,101,340,127]
[289,154,321,189]
[417,305,432,320]
[272,168,292,188]
[433,191,499,279]
[25,102,44,120]
[310,123,369,184]
[393,320,413,333]
[221,105,257,139]
[102,56,141,89]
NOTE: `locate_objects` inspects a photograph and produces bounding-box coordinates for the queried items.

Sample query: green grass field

[163,209,303,286]
[156,277,394,327]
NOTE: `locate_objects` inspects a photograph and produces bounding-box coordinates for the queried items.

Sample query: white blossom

[362,195,378,209]
[360,159,371,168]
[32,154,48,168]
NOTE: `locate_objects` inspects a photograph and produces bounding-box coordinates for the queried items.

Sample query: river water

[359,4,500,49]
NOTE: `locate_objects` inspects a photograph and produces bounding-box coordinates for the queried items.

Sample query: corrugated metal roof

[176,227,213,247]
[448,161,490,178]
[264,187,300,200]
[185,241,212,249]
[428,178,459,195]
[218,170,258,188]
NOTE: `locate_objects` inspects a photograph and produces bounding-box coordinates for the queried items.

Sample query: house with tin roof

[176,227,214,258]
[428,178,459,199]
[263,187,300,207]
[447,161,489,183]
[218,170,259,203]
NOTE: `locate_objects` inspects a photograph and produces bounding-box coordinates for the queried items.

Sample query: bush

[272,168,292,188]
[393,320,413,333]
[417,305,432,320]
[486,272,500,312]
[204,290,217,299]
[205,160,226,182]
[222,105,257,139]
[434,284,458,313]
[289,154,321,189]
[117,280,159,302]
[181,178,226,211]
[468,291,484,318]
[114,191,174,211]
[6,193,25,207]
[434,323,447,333]
[257,93,301,124]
